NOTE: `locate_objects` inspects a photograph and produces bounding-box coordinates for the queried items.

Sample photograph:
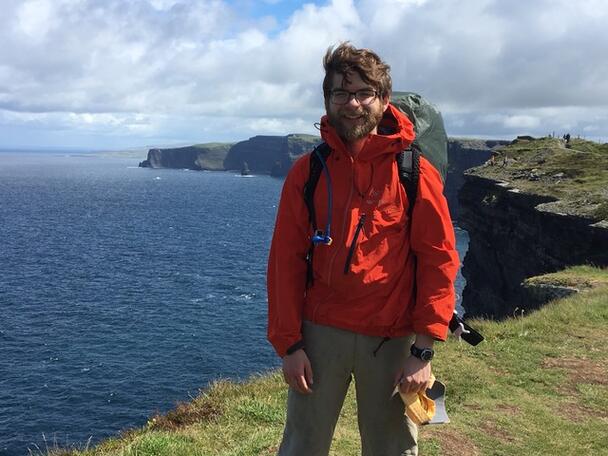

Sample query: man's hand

[394,356,432,395]
[282,349,314,394]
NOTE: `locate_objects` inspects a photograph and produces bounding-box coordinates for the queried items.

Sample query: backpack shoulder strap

[303,142,331,231]
[303,142,331,287]
[396,143,422,309]
[396,143,421,218]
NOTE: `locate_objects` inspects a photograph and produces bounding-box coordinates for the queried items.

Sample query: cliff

[139,135,505,219]
[446,138,508,219]
[138,135,320,175]
[224,134,321,176]
[139,143,233,170]
[459,136,608,318]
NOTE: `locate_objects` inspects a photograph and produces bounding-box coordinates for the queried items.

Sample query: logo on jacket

[366,188,380,205]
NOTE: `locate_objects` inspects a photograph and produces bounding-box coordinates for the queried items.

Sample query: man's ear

[382,94,390,112]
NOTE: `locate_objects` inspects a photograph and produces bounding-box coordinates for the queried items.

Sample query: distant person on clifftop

[267,43,459,455]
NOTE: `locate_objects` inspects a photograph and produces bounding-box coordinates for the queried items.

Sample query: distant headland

[138,134,509,220]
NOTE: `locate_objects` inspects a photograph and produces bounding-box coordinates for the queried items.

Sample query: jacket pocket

[370,203,404,236]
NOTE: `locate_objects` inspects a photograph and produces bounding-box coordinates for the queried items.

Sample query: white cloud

[1,0,607,148]
[15,0,54,40]
[148,0,181,9]
[503,115,541,129]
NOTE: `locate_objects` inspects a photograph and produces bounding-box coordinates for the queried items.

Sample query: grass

[191,143,236,150]
[51,267,608,456]
[287,134,321,141]
[524,265,608,290]
[469,137,608,221]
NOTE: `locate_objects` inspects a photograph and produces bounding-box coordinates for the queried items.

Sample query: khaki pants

[278,321,418,456]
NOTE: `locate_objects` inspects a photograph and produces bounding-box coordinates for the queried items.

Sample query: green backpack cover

[391,91,449,183]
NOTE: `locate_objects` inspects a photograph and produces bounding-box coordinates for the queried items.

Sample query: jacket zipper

[326,156,355,286]
[344,214,366,274]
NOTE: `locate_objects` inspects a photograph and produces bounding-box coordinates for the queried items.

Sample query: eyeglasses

[329,89,377,105]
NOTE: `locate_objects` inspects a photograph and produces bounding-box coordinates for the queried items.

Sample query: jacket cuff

[413,322,450,342]
[285,340,305,356]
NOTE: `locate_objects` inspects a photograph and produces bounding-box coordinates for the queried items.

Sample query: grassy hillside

[51,267,607,456]
[468,137,608,221]
[471,138,608,221]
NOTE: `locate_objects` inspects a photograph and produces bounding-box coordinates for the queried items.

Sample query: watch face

[411,344,434,361]
[420,349,434,361]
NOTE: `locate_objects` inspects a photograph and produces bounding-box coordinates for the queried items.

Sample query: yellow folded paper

[395,374,436,425]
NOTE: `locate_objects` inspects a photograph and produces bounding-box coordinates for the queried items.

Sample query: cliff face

[138,136,503,219]
[223,134,321,175]
[139,143,232,170]
[139,135,321,175]
[446,139,508,219]
[459,138,608,318]
[223,135,286,174]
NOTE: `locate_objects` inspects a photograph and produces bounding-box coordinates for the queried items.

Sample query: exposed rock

[139,135,321,175]
[459,139,608,318]
[241,161,251,176]
[223,134,321,175]
[512,135,536,143]
[522,282,579,308]
[138,135,507,221]
[139,143,233,170]
[446,138,509,219]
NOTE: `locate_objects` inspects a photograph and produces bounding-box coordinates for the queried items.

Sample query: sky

[1,0,607,150]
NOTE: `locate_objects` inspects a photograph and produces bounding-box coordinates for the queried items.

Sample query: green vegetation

[50,266,607,456]
[191,143,233,170]
[286,134,321,142]
[524,265,608,290]
[469,137,608,221]
[191,143,236,150]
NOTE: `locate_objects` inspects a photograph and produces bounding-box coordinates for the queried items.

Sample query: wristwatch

[410,344,434,362]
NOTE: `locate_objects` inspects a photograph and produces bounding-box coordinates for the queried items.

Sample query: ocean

[0,152,468,455]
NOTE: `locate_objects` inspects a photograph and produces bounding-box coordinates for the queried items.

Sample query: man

[267,43,459,455]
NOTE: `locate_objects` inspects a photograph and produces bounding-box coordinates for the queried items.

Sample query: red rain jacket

[267,104,459,357]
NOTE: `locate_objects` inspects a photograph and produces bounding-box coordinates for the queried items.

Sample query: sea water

[0,152,468,455]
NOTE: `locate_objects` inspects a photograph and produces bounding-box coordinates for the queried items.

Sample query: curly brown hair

[322,42,392,102]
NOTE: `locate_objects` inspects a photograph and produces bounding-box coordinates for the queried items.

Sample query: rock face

[223,134,321,176]
[139,135,321,175]
[138,135,504,220]
[446,139,508,219]
[522,282,579,307]
[459,174,608,318]
[139,143,232,170]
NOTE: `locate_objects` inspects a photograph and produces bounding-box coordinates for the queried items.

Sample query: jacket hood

[319,102,415,161]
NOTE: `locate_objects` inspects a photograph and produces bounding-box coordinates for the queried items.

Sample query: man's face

[326,71,389,144]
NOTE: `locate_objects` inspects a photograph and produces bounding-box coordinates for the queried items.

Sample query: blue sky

[1,0,607,150]
[239,0,327,23]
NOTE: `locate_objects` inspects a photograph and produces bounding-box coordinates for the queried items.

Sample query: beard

[327,103,384,143]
